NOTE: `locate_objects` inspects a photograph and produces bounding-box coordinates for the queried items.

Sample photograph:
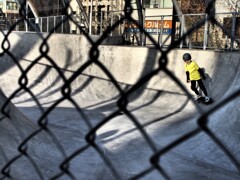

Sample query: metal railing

[144,12,240,50]
[12,11,124,36]
[6,11,240,50]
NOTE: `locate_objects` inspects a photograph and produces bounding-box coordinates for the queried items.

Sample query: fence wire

[0,0,240,180]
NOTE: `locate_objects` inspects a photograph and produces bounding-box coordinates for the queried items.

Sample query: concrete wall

[0,32,239,101]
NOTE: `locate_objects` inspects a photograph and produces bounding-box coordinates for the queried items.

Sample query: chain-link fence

[0,0,240,179]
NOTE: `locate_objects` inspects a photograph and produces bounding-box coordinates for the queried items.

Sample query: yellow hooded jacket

[184,61,201,81]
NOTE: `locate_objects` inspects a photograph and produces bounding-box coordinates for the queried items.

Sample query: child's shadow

[199,68,213,97]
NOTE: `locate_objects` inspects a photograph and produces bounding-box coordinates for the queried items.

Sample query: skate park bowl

[0,31,239,180]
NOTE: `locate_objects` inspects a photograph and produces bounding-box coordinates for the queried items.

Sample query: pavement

[0,32,239,179]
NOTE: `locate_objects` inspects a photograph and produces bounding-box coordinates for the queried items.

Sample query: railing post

[142,6,146,46]
[40,17,42,32]
[89,0,93,35]
[119,13,121,35]
[203,14,208,50]
[231,12,236,51]
[110,12,113,36]
[47,17,49,33]
[157,19,160,46]
[54,16,56,33]
[180,14,184,49]
[62,15,64,33]
[25,2,28,32]
[100,12,103,35]
[159,16,164,47]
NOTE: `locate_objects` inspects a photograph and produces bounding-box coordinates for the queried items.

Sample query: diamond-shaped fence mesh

[0,0,240,179]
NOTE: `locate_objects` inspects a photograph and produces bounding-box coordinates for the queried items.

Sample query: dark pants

[191,79,208,96]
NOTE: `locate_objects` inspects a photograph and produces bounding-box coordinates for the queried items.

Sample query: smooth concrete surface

[0,32,239,179]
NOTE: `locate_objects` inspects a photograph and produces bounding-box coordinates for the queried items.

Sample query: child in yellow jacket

[183,53,210,102]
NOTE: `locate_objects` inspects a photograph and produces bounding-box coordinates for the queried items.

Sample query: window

[145,0,172,9]
[162,0,173,8]
[6,2,18,10]
[146,0,161,8]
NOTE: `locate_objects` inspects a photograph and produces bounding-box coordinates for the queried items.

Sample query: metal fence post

[159,16,164,47]
[89,0,93,35]
[47,17,49,33]
[157,19,160,46]
[119,13,121,35]
[231,12,236,51]
[142,7,146,46]
[203,14,208,50]
[180,14,184,49]
[61,16,63,33]
[25,2,28,32]
[53,16,55,33]
[110,12,113,36]
[40,17,42,32]
[100,12,103,35]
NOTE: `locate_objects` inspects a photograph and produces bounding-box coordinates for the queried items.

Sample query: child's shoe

[194,95,202,100]
[205,96,210,102]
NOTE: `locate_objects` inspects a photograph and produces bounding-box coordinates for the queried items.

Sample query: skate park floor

[0,33,240,179]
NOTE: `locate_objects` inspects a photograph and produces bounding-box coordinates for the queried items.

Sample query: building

[0,0,174,43]
[69,0,173,45]
[0,0,20,30]
[1,0,20,21]
[0,1,3,9]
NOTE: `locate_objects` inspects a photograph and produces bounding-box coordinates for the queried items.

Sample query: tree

[171,0,206,46]
[224,0,240,12]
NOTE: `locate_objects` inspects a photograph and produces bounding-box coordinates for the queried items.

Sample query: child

[182,53,210,102]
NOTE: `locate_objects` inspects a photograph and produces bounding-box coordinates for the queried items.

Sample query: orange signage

[125,20,172,29]
[144,20,172,29]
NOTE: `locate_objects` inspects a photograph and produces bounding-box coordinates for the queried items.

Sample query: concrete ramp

[0,32,239,179]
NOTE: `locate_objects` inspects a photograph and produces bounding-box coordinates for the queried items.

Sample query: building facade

[2,0,19,18]
[69,0,173,45]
